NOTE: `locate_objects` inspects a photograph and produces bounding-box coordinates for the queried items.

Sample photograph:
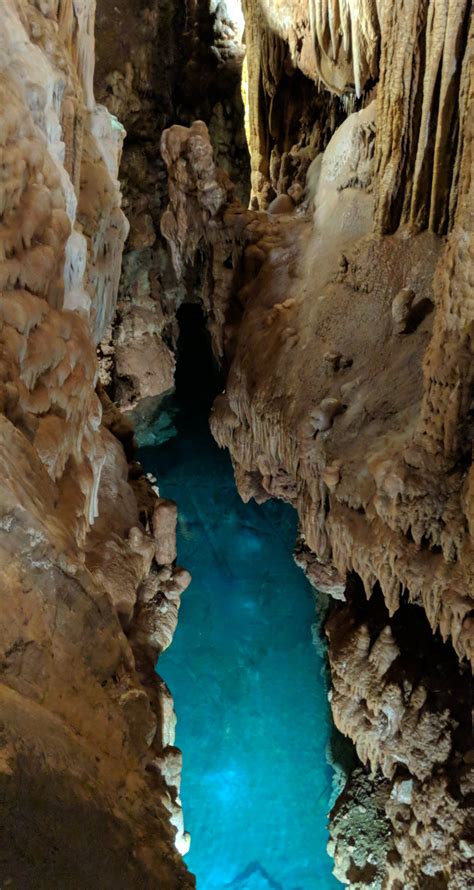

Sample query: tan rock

[267,193,295,215]
[152,498,178,566]
[0,2,192,884]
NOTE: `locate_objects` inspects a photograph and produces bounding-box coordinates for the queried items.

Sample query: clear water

[136,311,340,890]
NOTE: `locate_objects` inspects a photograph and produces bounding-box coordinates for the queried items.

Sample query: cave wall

[0,2,194,885]
[242,0,352,207]
[326,578,472,887]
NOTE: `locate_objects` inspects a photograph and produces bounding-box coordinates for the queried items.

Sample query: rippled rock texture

[0,2,193,885]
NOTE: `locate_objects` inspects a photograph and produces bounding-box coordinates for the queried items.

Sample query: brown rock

[152,498,178,566]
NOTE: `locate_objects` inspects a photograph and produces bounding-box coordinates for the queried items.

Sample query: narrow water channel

[136,307,339,890]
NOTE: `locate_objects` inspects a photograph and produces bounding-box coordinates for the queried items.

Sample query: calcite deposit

[243,0,472,229]
[0,1,193,885]
[327,584,472,887]
[162,109,472,667]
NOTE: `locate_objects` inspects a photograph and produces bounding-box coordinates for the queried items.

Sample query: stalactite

[243,0,470,231]
[415,16,474,462]
[374,0,471,234]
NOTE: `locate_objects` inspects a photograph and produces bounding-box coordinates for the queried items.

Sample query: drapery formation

[243,0,471,235]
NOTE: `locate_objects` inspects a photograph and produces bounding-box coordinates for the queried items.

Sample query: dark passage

[174,304,223,416]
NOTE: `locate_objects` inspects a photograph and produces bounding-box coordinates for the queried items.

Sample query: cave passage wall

[0,1,195,886]
[243,0,472,237]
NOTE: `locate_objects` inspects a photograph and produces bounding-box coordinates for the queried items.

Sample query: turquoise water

[136,311,339,890]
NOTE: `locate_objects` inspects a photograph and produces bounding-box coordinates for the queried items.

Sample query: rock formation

[162,104,472,660]
[94,0,249,408]
[0,2,193,885]
[242,0,472,231]
[326,583,472,887]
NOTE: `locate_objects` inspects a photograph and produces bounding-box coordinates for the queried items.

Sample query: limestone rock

[0,2,193,884]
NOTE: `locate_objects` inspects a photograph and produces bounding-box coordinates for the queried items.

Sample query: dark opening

[174,303,223,419]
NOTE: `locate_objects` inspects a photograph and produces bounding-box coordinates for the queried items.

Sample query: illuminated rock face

[0,2,193,885]
[326,583,473,887]
[242,0,472,233]
[162,108,472,663]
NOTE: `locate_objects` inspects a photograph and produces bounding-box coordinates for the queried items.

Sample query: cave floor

[137,380,339,889]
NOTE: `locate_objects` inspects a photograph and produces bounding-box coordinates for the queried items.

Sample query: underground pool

[136,308,340,890]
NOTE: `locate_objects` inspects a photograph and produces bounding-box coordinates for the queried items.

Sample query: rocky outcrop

[160,2,473,877]
[0,2,193,884]
[160,119,241,361]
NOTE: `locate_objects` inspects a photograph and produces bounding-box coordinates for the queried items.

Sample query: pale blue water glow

[136,313,340,889]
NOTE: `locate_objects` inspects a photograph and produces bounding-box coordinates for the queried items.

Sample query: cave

[0,2,472,889]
